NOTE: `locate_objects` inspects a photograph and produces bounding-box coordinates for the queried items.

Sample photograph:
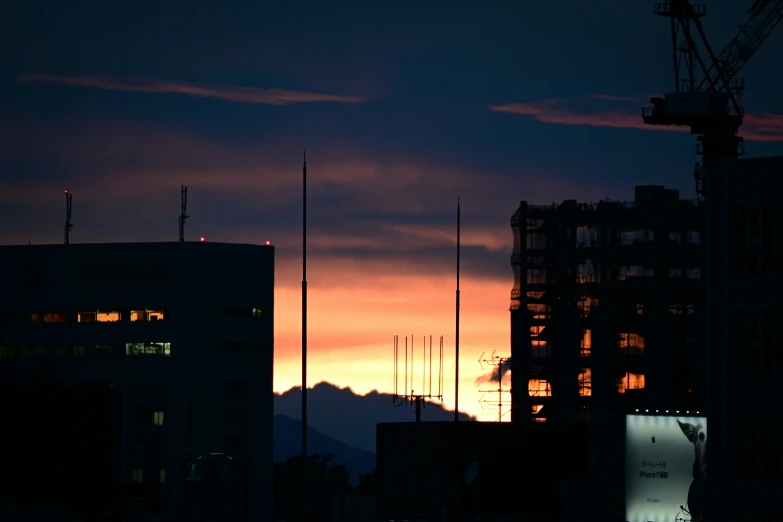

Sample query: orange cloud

[490,97,783,142]
[17,73,366,106]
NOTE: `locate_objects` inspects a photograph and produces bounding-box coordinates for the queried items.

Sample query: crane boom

[642,0,783,170]
[699,0,783,91]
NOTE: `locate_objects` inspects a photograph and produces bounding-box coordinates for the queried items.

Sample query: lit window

[93,344,112,355]
[132,469,143,483]
[78,312,96,322]
[96,312,121,322]
[44,313,68,323]
[252,308,264,318]
[125,342,171,356]
[617,372,645,393]
[153,411,164,426]
[160,469,166,483]
[130,309,165,322]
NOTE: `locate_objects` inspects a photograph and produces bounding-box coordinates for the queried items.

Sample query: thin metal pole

[455,197,461,421]
[301,152,308,519]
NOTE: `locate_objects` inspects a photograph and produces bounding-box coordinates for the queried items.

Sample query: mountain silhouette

[274,414,375,484]
[274,381,475,454]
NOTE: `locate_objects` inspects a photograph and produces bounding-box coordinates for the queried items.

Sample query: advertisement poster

[626,414,707,522]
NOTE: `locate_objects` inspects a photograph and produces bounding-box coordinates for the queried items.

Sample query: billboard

[626,414,707,522]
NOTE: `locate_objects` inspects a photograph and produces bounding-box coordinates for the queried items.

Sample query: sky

[2,1,782,421]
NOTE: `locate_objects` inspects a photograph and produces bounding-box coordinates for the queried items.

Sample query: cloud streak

[489,97,783,142]
[17,73,366,106]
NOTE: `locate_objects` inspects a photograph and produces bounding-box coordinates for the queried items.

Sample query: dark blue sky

[2,0,782,413]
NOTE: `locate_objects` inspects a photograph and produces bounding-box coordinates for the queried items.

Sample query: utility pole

[455,197,461,422]
[301,152,309,521]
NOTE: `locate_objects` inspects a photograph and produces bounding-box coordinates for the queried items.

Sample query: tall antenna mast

[455,197,461,422]
[301,151,309,520]
[64,190,73,245]
[179,184,189,242]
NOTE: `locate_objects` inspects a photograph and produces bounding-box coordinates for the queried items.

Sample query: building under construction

[509,185,706,424]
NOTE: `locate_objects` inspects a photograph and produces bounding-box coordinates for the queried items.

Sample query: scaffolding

[509,186,706,423]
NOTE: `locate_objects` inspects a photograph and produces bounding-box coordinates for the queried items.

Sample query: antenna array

[393,335,444,422]
[477,351,512,422]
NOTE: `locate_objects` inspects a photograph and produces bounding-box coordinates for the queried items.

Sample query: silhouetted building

[705,156,783,522]
[0,241,274,521]
[508,186,706,425]
[0,378,126,522]
[376,421,590,521]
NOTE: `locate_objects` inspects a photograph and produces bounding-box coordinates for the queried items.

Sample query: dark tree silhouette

[273,453,352,521]
[355,469,376,495]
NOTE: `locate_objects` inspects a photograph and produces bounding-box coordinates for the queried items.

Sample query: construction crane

[642,0,783,192]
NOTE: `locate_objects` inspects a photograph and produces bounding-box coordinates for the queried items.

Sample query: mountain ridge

[274,381,475,454]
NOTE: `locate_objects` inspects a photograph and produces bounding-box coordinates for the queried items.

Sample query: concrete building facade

[0,241,274,521]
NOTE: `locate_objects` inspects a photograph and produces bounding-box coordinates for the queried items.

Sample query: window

[92,344,112,356]
[617,333,645,355]
[617,372,645,393]
[132,469,143,483]
[77,310,124,322]
[153,411,164,426]
[225,408,247,425]
[31,347,50,357]
[131,309,165,322]
[125,342,171,356]
[44,313,68,323]
[227,437,247,453]
[160,469,166,483]
[226,380,249,400]
[732,206,747,275]
[207,307,266,319]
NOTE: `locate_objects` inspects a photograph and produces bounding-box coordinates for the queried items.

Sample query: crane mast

[642,0,783,181]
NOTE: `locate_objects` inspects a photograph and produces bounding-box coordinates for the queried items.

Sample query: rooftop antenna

[64,190,73,245]
[455,197,460,422]
[477,351,512,421]
[301,151,308,520]
[393,335,444,422]
[179,184,189,242]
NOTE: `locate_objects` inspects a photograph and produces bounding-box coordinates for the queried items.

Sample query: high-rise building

[509,186,706,425]
[705,156,783,522]
[0,241,274,521]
